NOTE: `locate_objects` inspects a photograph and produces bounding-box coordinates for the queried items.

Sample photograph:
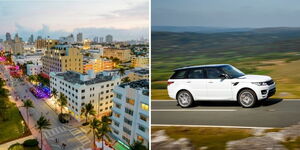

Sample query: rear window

[170,70,187,79]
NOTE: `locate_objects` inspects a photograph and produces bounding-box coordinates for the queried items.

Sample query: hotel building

[131,56,149,68]
[111,79,149,147]
[41,45,83,77]
[50,70,121,121]
[103,48,132,62]
[83,58,115,73]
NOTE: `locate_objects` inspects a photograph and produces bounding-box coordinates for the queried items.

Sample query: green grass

[152,126,253,150]
[0,100,30,144]
[282,136,300,150]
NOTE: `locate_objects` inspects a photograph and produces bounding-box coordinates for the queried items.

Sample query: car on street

[167,64,276,108]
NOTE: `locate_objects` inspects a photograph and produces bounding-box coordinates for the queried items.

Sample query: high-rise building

[99,37,104,43]
[93,36,99,43]
[103,48,132,62]
[77,33,83,43]
[105,34,113,43]
[37,36,42,40]
[111,79,149,147]
[6,32,11,41]
[36,39,59,49]
[28,34,34,44]
[50,70,121,121]
[41,45,83,77]
[9,33,24,54]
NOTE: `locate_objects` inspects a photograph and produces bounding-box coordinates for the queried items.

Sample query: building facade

[36,39,59,49]
[131,56,149,68]
[50,70,121,121]
[127,69,149,81]
[77,33,83,43]
[83,58,115,73]
[103,48,131,62]
[42,45,83,77]
[111,80,149,147]
[105,34,113,43]
[26,64,42,76]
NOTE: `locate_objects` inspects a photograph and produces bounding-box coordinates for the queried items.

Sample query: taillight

[167,81,174,85]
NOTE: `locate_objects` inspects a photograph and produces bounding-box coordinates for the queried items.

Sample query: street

[152,99,300,128]
[0,64,91,150]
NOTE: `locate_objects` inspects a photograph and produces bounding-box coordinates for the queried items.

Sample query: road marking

[152,109,237,112]
[152,124,274,129]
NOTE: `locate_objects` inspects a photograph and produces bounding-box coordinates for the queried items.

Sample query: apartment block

[127,69,149,81]
[83,58,115,73]
[131,56,149,68]
[41,45,83,78]
[111,79,149,147]
[50,70,121,121]
[103,48,132,62]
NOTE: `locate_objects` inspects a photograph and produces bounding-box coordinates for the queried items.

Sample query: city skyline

[0,0,149,41]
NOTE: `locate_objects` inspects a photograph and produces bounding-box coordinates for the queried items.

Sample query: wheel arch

[236,87,257,100]
[176,89,194,100]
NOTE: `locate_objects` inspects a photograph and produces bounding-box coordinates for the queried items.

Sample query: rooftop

[133,69,149,75]
[55,71,113,85]
[175,64,230,71]
[119,79,149,90]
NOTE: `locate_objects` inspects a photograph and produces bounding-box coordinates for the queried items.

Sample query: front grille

[266,80,274,85]
[268,88,276,97]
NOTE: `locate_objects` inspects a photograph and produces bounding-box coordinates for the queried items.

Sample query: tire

[176,90,194,108]
[238,89,257,108]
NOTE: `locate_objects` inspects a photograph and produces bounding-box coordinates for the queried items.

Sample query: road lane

[152,99,300,127]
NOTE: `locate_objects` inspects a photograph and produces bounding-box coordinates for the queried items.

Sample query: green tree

[121,77,131,83]
[57,94,67,114]
[130,141,148,150]
[97,116,112,150]
[21,99,34,127]
[81,102,96,124]
[89,118,101,148]
[51,88,58,99]
[118,68,126,77]
[36,115,51,150]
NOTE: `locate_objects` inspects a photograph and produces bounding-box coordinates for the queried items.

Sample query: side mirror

[219,73,229,79]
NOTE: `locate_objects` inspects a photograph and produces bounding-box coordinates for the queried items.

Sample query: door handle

[186,81,191,83]
[208,81,213,83]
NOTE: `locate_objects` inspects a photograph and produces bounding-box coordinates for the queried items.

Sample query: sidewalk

[0,135,35,150]
[6,77,52,150]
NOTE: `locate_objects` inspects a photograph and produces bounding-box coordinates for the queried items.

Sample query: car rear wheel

[238,89,257,108]
[177,90,194,108]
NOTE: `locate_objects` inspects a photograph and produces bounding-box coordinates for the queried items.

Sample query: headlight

[252,82,268,86]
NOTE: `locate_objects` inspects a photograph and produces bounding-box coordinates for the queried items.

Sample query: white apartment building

[12,53,43,65]
[127,68,149,81]
[26,64,42,76]
[50,70,121,121]
[111,79,149,147]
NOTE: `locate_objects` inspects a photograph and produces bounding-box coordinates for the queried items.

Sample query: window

[126,98,135,105]
[124,117,132,125]
[187,68,205,79]
[170,70,187,79]
[116,103,121,109]
[82,89,85,93]
[206,68,223,79]
[123,127,131,135]
[113,129,119,135]
[114,121,119,127]
[141,103,149,111]
[125,108,133,116]
[114,112,120,118]
[122,136,130,144]
[116,93,122,99]
[140,114,147,122]
[138,125,146,132]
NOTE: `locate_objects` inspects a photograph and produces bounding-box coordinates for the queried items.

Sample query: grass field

[0,100,31,144]
[152,126,253,150]
[282,137,300,150]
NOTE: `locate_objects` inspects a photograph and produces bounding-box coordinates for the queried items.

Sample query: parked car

[167,64,276,108]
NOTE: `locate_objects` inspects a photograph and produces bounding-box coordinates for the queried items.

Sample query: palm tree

[51,88,58,99]
[121,77,130,83]
[36,115,51,150]
[81,102,96,124]
[89,118,101,148]
[130,141,147,150]
[21,99,34,127]
[57,93,67,114]
[118,68,126,77]
[97,118,112,150]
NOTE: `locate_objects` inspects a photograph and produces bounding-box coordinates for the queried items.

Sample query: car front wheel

[177,90,194,108]
[238,89,257,108]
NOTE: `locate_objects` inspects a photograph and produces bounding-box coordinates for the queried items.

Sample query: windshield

[220,65,245,78]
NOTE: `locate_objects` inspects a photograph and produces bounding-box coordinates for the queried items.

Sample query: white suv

[167,64,276,108]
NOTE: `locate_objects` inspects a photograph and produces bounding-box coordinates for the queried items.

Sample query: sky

[0,0,149,41]
[152,0,300,28]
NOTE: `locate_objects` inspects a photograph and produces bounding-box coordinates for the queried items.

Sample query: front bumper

[256,84,276,100]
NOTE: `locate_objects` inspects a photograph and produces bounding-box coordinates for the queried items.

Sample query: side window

[187,68,205,79]
[170,70,187,79]
[206,68,223,79]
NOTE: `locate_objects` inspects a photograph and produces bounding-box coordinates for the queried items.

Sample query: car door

[205,67,233,100]
[185,68,207,100]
